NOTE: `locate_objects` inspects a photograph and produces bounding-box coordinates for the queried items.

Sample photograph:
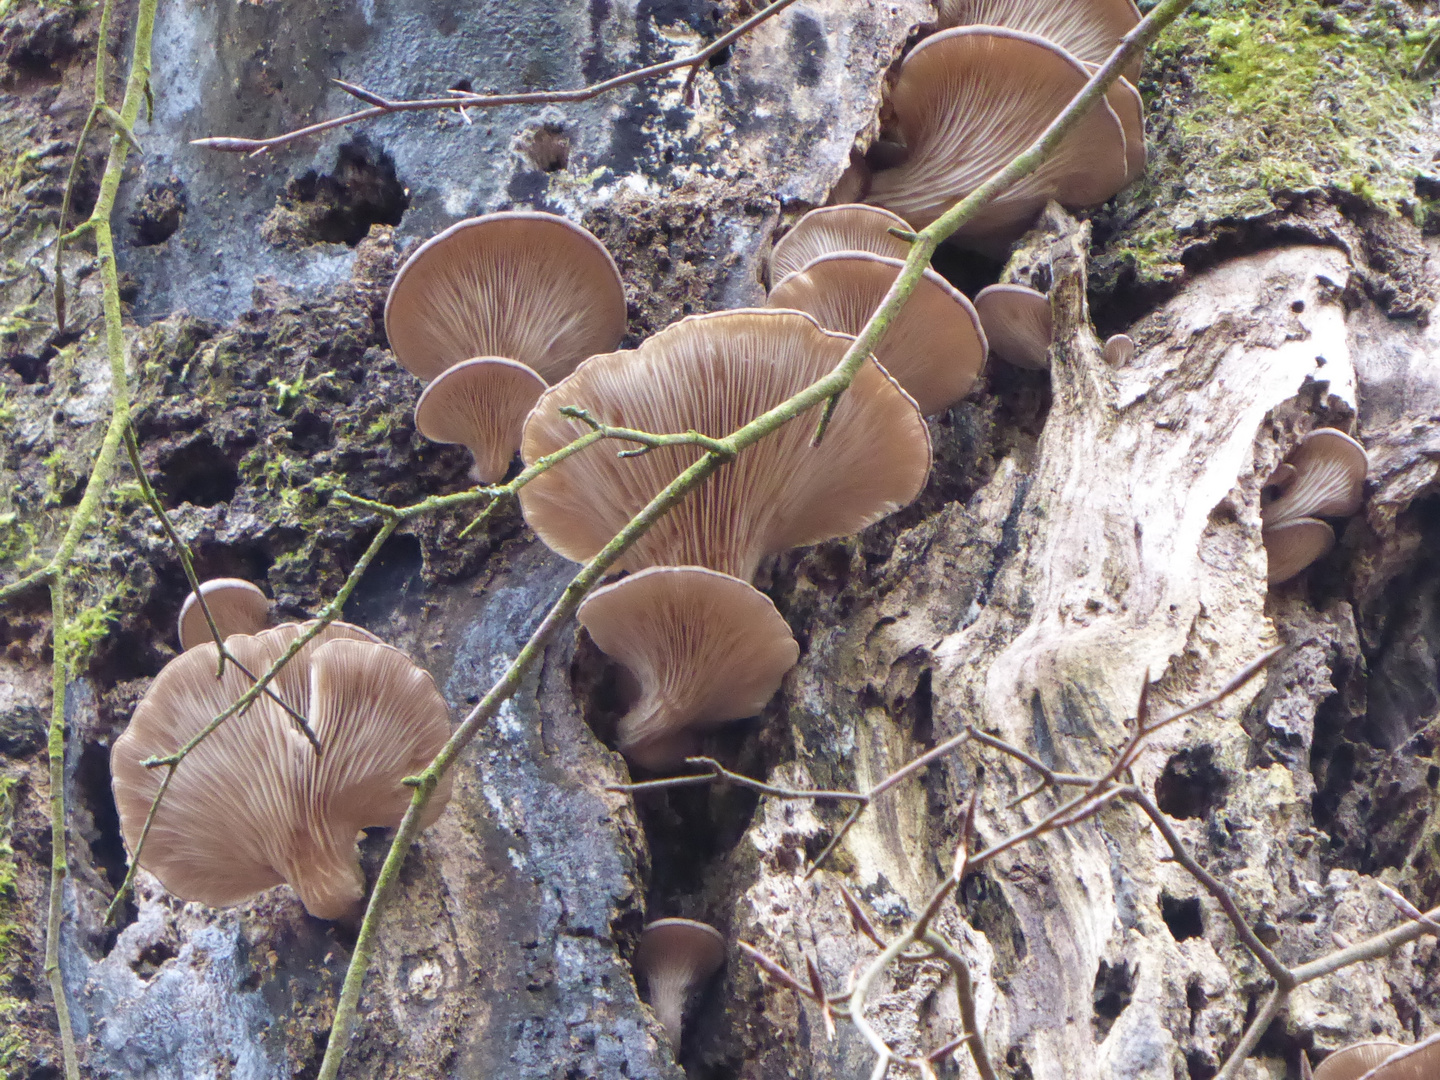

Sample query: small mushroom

[1262,518,1335,585]
[934,0,1144,81]
[767,204,913,286]
[633,918,727,1045]
[519,309,931,581]
[1102,334,1135,366]
[580,566,799,770]
[383,211,626,383]
[767,253,986,415]
[974,284,1051,369]
[112,621,453,921]
[1260,428,1367,529]
[866,28,1131,249]
[1312,1041,1406,1080]
[177,578,271,651]
[413,357,549,483]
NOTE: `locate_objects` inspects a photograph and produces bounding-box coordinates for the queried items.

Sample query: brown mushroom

[934,0,1144,81]
[111,621,453,921]
[1261,428,1367,529]
[1262,518,1335,585]
[177,578,271,651]
[519,309,931,581]
[1103,333,1135,366]
[866,28,1131,250]
[767,253,986,415]
[580,566,799,770]
[383,211,627,383]
[413,356,549,483]
[633,918,727,1045]
[767,204,913,286]
[974,283,1051,369]
[1312,1042,1406,1080]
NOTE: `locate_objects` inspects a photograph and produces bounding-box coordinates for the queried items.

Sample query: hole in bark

[75,740,128,892]
[1186,1049,1219,1080]
[132,939,178,979]
[129,178,186,246]
[341,533,424,629]
[1092,958,1135,1037]
[1160,894,1204,941]
[154,434,240,508]
[522,123,570,173]
[909,667,934,745]
[287,409,332,454]
[1155,745,1229,819]
[6,349,50,384]
[271,136,409,247]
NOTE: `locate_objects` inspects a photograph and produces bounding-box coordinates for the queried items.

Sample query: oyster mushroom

[974,283,1051,369]
[383,210,626,383]
[519,309,931,581]
[865,28,1131,251]
[934,0,1144,81]
[767,252,986,415]
[413,357,548,483]
[177,578,271,651]
[634,918,727,1045]
[111,621,453,921]
[767,204,914,286]
[580,566,799,770]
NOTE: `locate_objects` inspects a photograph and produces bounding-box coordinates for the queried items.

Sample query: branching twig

[192,0,803,158]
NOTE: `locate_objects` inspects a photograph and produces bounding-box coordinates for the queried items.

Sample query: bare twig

[193,0,803,158]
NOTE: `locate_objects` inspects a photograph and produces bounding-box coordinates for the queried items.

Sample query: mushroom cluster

[386,211,627,482]
[111,583,453,921]
[520,308,931,767]
[856,1,1147,252]
[1260,428,1367,584]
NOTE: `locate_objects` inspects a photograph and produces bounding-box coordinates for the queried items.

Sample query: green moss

[1106,0,1435,287]
[0,774,27,1070]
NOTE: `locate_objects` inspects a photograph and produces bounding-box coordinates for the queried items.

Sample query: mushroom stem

[646,968,689,1044]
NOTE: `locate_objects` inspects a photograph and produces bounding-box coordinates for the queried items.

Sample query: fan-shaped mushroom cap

[112,621,453,921]
[384,211,627,383]
[519,309,932,581]
[581,566,799,770]
[1312,1042,1407,1080]
[934,0,1143,81]
[177,578,271,651]
[974,284,1051,369]
[767,254,986,415]
[634,918,727,1044]
[767,205,913,286]
[1263,518,1334,584]
[413,357,548,483]
[1261,428,1368,529]
[865,28,1130,250]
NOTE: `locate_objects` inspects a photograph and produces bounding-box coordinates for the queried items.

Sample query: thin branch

[1128,790,1292,986]
[122,426,322,752]
[193,0,803,158]
[1214,987,1288,1080]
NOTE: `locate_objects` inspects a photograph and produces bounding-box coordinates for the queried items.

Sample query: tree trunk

[0,1,1436,1078]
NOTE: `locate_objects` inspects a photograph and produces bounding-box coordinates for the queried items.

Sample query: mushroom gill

[767,252,986,415]
[974,283,1052,369]
[580,566,799,770]
[413,357,548,483]
[519,309,931,581]
[384,211,627,383]
[934,0,1143,80]
[767,204,914,286]
[865,27,1130,250]
[633,918,728,1045]
[111,621,453,921]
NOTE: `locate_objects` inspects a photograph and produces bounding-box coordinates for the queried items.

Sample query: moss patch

[1097,0,1437,293]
